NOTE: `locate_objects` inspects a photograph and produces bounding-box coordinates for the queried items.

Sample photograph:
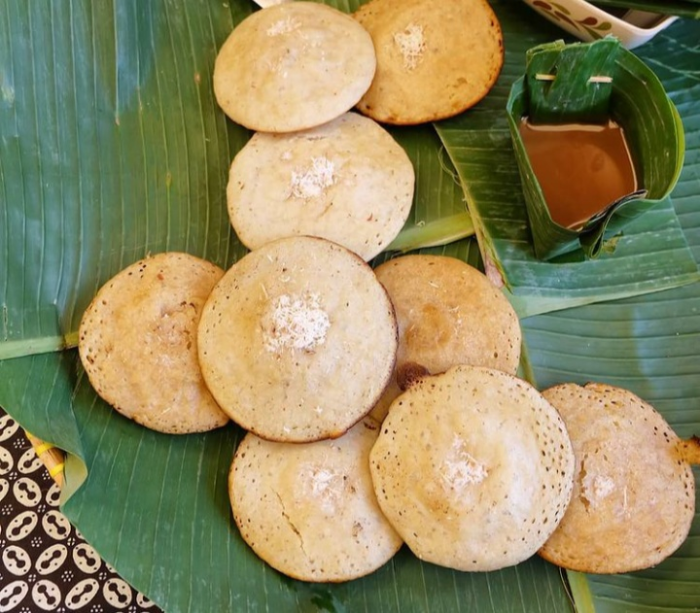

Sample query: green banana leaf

[0,2,699,613]
[386,126,474,253]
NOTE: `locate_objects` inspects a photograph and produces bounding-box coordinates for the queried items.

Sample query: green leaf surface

[0,0,253,355]
[523,38,621,124]
[1,1,699,612]
[387,125,475,253]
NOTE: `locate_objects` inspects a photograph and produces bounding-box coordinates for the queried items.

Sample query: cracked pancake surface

[229,417,402,582]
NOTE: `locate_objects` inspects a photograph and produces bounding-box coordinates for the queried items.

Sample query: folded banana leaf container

[506,38,684,260]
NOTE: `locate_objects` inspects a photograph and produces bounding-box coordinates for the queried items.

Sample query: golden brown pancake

[354,0,503,125]
[198,236,398,442]
[540,382,699,573]
[370,254,521,420]
[78,252,229,434]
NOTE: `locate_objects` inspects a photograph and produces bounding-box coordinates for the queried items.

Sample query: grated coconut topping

[263,292,330,352]
[393,23,426,71]
[290,156,336,199]
[441,436,488,490]
[302,465,344,514]
[582,472,616,506]
[266,16,301,37]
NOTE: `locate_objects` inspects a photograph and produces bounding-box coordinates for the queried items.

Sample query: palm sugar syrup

[519,118,638,230]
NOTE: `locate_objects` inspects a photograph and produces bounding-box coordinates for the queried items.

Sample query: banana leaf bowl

[506,37,684,261]
[0,1,699,613]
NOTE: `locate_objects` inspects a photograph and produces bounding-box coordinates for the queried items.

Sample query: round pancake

[230,417,403,582]
[354,0,503,125]
[540,382,698,574]
[370,365,575,571]
[214,2,376,133]
[370,254,521,420]
[227,112,415,261]
[78,252,229,434]
[198,236,398,442]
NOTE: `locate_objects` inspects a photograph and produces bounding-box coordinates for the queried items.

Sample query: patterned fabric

[0,407,163,613]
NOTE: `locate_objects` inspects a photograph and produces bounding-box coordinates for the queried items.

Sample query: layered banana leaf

[0,1,699,613]
[386,126,474,252]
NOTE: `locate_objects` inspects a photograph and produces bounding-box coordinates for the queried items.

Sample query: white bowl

[522,0,677,49]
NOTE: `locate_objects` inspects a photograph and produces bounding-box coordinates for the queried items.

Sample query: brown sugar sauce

[519,118,638,229]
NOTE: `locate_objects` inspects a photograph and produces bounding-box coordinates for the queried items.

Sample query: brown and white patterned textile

[0,407,162,613]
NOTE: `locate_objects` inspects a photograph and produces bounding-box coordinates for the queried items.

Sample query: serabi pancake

[227,112,415,261]
[78,252,229,434]
[214,2,376,133]
[198,236,398,442]
[370,254,521,420]
[370,365,575,571]
[540,382,699,574]
[354,0,503,125]
[230,417,403,582]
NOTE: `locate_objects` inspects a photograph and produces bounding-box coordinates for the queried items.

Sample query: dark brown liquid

[519,118,638,230]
